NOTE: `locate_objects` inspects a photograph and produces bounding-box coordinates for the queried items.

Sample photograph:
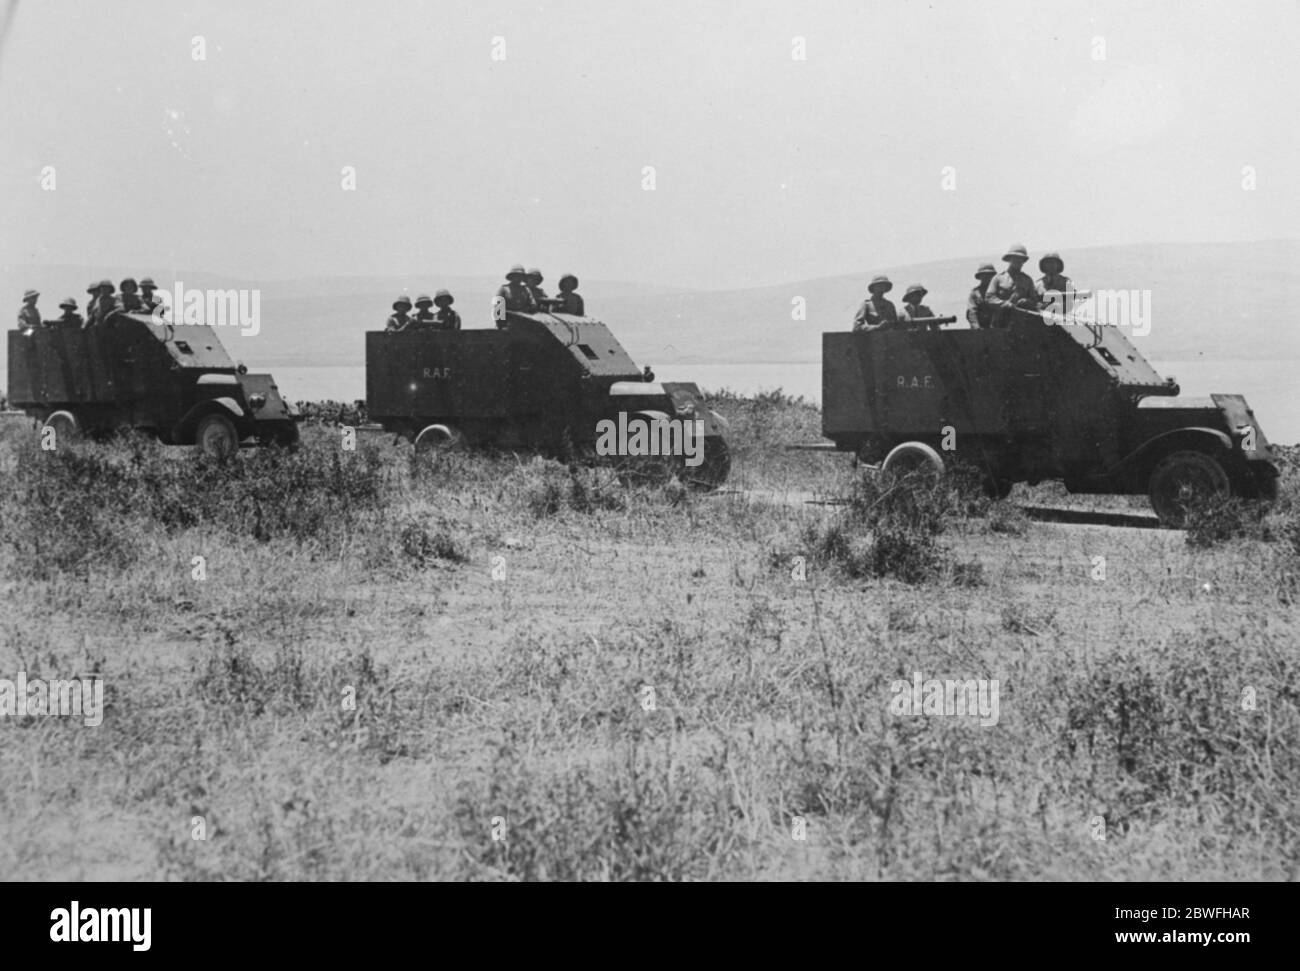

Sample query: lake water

[272,358,1299,444]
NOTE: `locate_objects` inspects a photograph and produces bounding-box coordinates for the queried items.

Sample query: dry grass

[0,403,1296,881]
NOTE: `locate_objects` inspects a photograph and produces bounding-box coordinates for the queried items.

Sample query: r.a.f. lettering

[896,374,933,389]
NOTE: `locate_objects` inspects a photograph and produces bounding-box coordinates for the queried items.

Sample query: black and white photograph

[0,0,1295,928]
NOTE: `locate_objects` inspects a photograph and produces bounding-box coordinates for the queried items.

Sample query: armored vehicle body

[7,311,298,457]
[823,312,1278,526]
[366,309,730,487]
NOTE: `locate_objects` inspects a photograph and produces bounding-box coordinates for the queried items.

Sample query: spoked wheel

[1148,450,1231,528]
[881,441,946,485]
[677,436,731,491]
[196,413,240,460]
[412,423,464,471]
[41,410,80,448]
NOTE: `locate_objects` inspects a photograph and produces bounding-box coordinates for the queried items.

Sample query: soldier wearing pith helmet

[17,289,41,332]
[119,277,144,313]
[986,244,1040,325]
[495,263,537,324]
[899,284,937,328]
[56,297,83,329]
[432,289,461,331]
[967,263,996,328]
[139,277,162,313]
[1035,251,1074,310]
[526,268,548,305]
[410,294,437,327]
[852,274,899,331]
[556,274,584,316]
[385,295,413,332]
[90,279,118,325]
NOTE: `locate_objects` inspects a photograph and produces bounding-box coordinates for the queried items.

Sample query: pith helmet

[868,274,893,293]
[527,268,543,283]
[558,274,579,292]
[22,289,39,301]
[392,295,412,310]
[507,264,527,281]
[414,294,433,307]
[1039,251,1064,273]
[1002,244,1029,262]
[904,283,928,301]
[99,279,116,293]
[139,277,157,289]
[975,263,996,279]
[120,277,139,292]
[59,297,77,310]
[434,289,453,306]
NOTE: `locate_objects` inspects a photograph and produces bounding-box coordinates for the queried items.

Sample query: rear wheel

[41,410,80,447]
[412,423,463,469]
[881,441,945,483]
[1148,450,1230,528]
[196,413,240,461]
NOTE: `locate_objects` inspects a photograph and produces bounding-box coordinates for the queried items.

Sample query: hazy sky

[2,0,1296,289]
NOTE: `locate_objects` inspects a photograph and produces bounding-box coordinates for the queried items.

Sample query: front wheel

[679,436,731,491]
[196,413,240,461]
[41,410,80,447]
[1148,450,1230,528]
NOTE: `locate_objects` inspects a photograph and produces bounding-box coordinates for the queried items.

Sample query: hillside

[3,240,1297,380]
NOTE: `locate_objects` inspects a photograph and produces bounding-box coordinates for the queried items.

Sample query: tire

[1147,450,1230,528]
[678,436,731,491]
[882,441,945,482]
[42,410,80,447]
[413,423,463,467]
[196,413,240,461]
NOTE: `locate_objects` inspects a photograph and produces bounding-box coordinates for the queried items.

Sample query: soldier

[17,290,41,332]
[494,264,536,324]
[119,277,144,313]
[84,280,102,322]
[899,284,937,328]
[410,294,437,327]
[1035,252,1074,312]
[526,268,548,305]
[139,277,163,314]
[555,274,584,315]
[852,275,899,331]
[89,279,118,325]
[985,245,1040,326]
[56,297,84,328]
[431,290,461,331]
[385,296,413,332]
[967,264,996,328]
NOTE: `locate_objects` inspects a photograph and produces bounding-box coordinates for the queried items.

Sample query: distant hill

[3,241,1297,383]
[595,239,1300,369]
